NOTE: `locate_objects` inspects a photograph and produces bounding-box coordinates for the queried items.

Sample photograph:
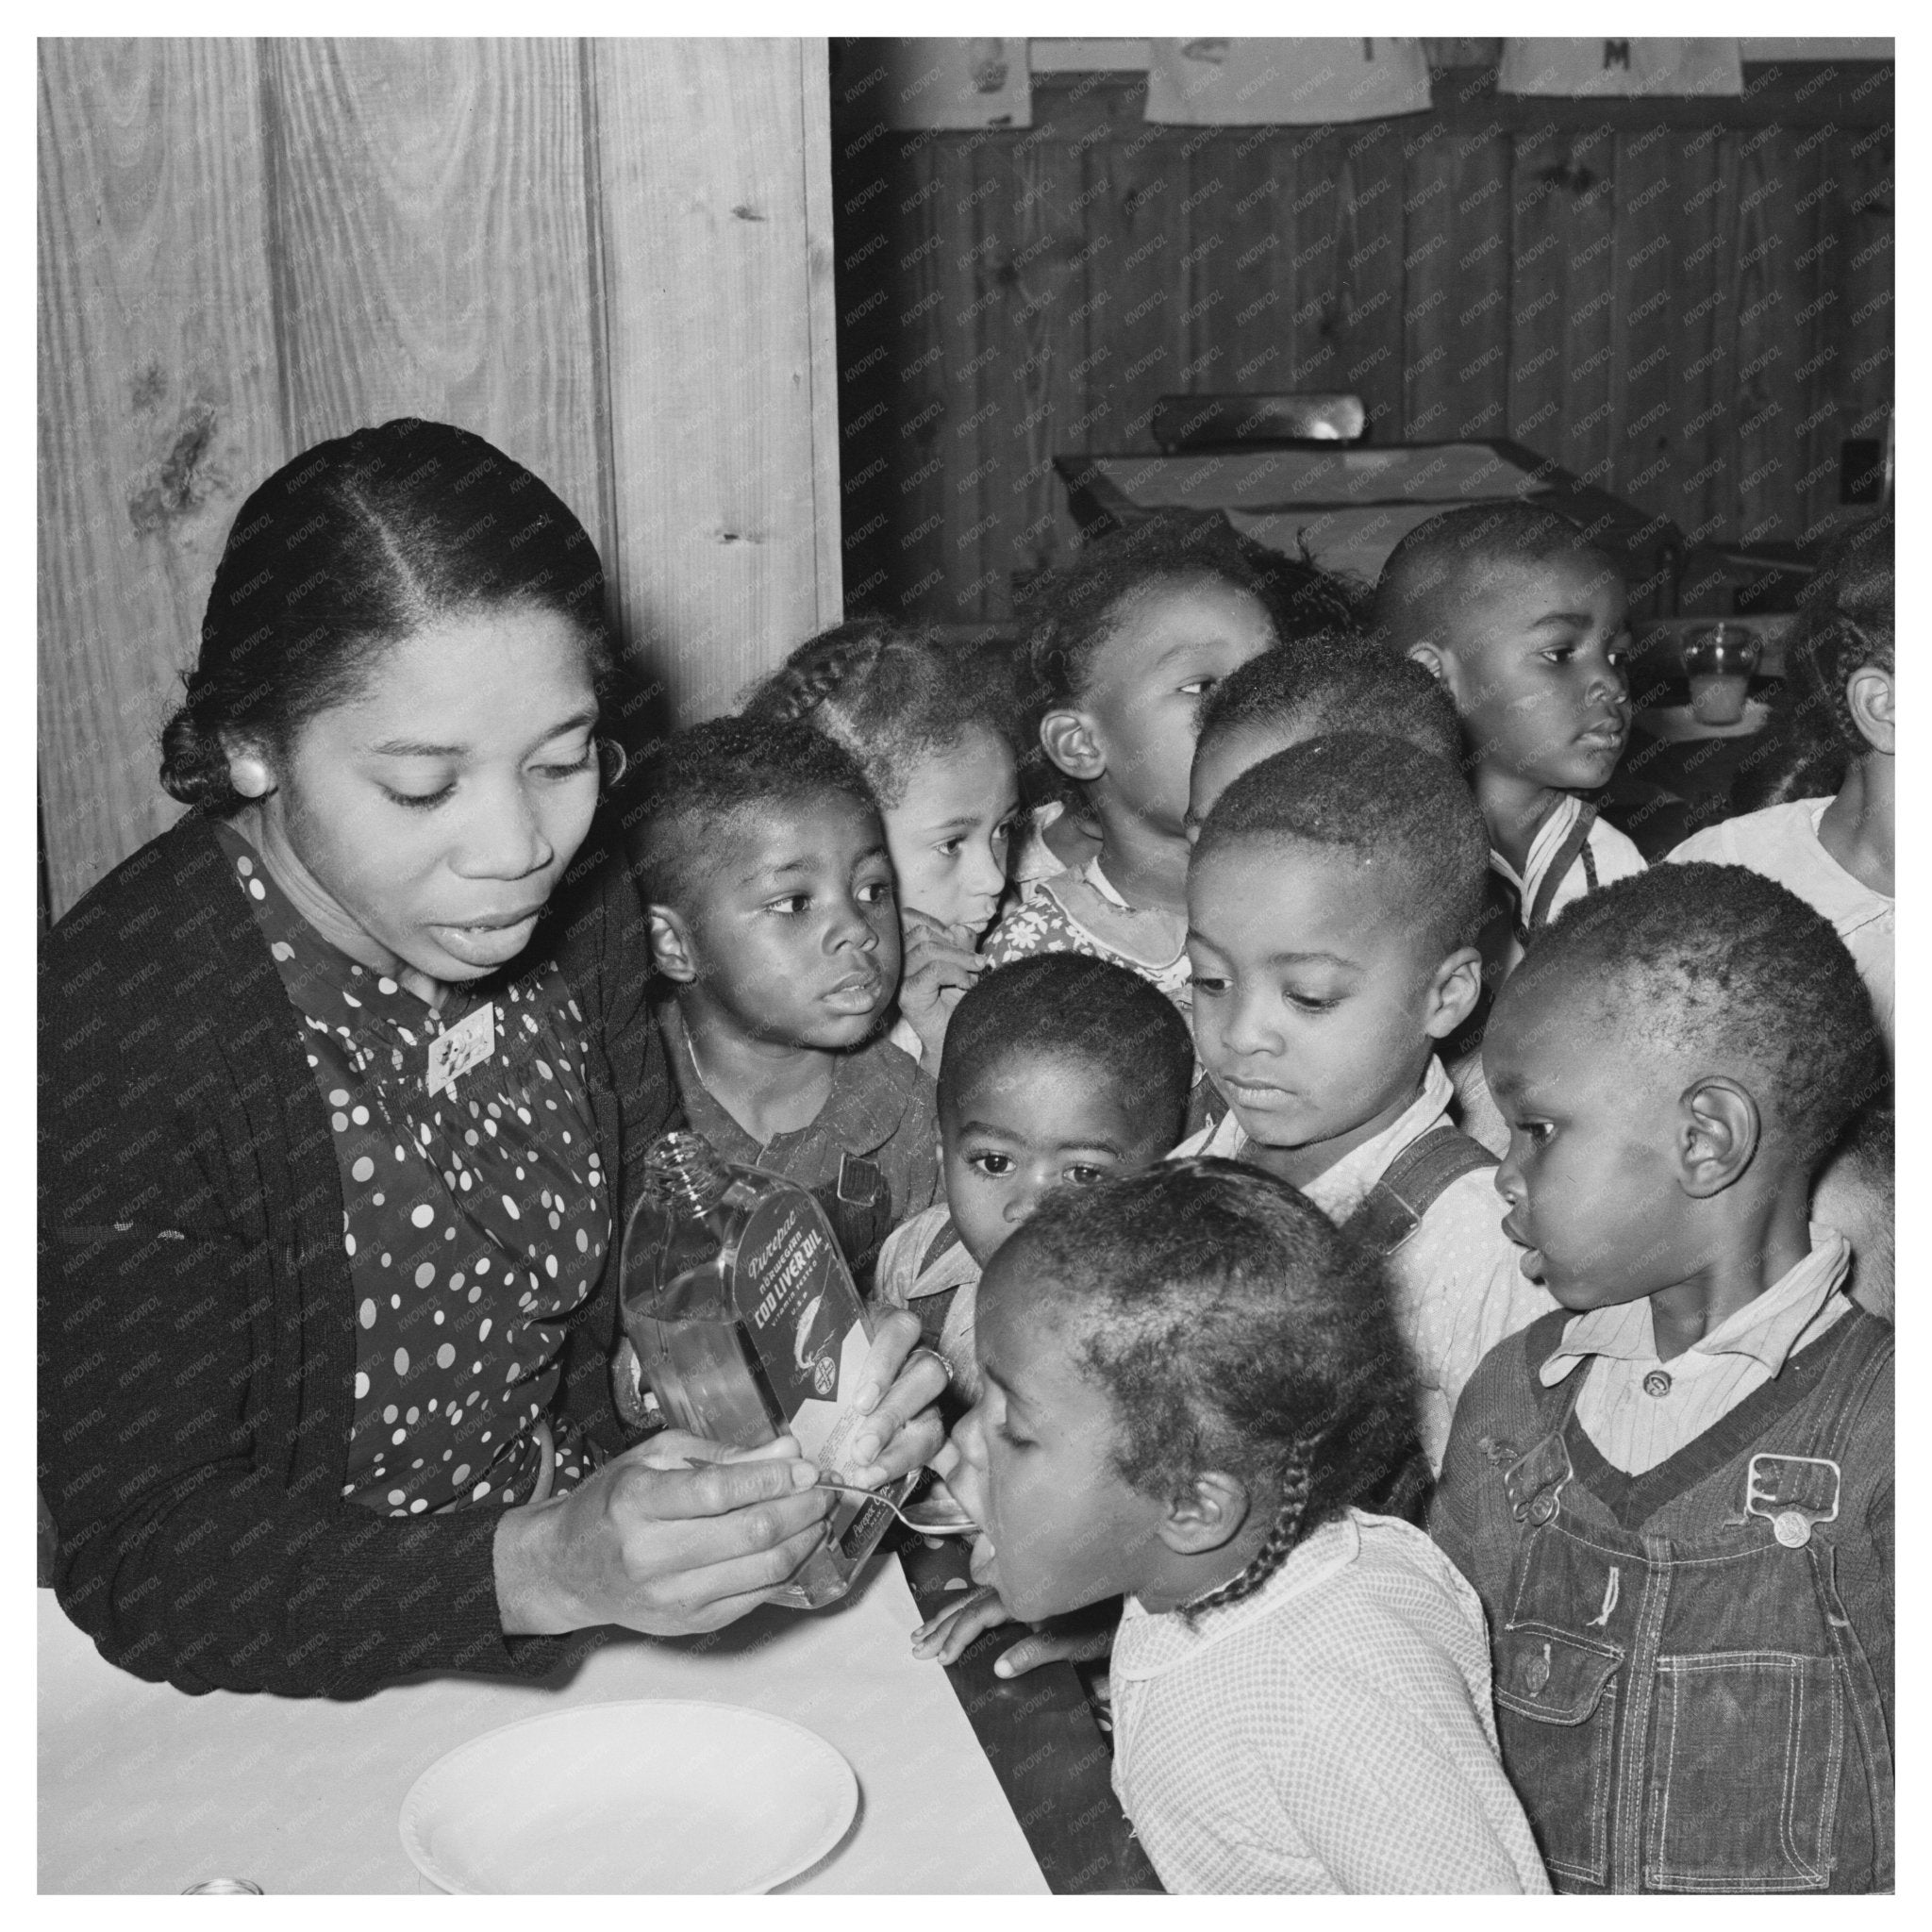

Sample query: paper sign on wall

[847,39,1031,129]
[1497,39,1743,97]
[1143,38,1430,125]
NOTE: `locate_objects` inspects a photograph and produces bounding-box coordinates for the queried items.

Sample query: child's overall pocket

[1643,1648,1845,1890]
[1495,1624,1623,1889]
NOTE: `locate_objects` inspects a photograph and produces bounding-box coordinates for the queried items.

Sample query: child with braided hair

[916,1159,1548,1895]
[744,618,1018,1076]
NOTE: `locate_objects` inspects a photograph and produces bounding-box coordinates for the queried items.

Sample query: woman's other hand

[842,1307,948,1488]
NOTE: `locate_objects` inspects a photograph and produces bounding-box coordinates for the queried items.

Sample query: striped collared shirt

[1540,1228,1854,1474]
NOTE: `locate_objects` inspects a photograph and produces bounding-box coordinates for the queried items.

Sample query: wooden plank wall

[37,37,841,918]
[833,62,1893,624]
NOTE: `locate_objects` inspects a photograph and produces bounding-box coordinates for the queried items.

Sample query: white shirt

[1541,1228,1855,1474]
[1491,793,1647,974]
[1110,1509,1550,1894]
[1174,1058,1556,1471]
[1669,797,1893,1050]
[872,1203,983,1400]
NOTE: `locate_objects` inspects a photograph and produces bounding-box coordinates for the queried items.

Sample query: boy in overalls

[1434,862,1891,1892]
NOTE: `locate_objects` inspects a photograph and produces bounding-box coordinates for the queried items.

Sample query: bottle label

[735,1192,870,1478]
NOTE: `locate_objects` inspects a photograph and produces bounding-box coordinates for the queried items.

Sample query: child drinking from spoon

[918,1161,1548,1894]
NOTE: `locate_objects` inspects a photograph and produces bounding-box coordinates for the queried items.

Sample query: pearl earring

[230,756,273,798]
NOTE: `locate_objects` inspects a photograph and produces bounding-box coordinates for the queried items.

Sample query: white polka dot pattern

[220,824,609,1518]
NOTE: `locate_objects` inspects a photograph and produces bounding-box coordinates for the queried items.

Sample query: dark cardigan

[39,811,676,1698]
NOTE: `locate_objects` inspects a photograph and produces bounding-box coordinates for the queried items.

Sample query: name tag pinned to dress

[426,1002,496,1098]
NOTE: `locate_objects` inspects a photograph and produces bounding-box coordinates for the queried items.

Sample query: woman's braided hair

[159,418,613,815]
[741,616,1002,808]
[1003,1157,1421,1624]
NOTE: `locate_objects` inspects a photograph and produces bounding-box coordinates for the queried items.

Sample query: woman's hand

[493,1431,834,1637]
[842,1307,949,1488]
[896,909,985,1074]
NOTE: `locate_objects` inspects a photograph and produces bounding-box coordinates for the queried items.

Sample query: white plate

[399,1698,858,1894]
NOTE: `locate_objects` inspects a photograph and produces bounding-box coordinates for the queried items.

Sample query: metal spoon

[815,1478,979,1537]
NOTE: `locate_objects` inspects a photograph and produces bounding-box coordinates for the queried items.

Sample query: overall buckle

[1744,1452,1842,1548]
[1505,1432,1574,1527]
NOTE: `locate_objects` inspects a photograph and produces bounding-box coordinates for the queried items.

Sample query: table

[902,1539,1160,1893]
[38,1552,1055,1894]
[1055,441,1680,614]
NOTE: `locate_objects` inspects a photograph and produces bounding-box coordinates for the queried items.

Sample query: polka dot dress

[217,825,611,1519]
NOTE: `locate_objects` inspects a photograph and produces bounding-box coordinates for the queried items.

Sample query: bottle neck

[644,1130,735,1216]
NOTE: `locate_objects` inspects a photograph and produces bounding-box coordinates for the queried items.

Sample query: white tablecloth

[38,1557,1048,1894]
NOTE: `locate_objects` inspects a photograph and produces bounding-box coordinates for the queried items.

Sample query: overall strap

[1741,1313,1892,1550]
[1787,1311,1894,1465]
[1521,801,1599,943]
[1343,1123,1498,1258]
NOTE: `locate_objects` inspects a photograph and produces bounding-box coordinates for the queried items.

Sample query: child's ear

[1158,1470,1252,1557]
[1040,708,1106,783]
[1422,944,1484,1041]
[647,906,699,983]
[1406,641,1453,694]
[1677,1076,1761,1197]
[1845,665,1894,756]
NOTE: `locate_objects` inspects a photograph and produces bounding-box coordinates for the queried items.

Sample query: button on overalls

[1491,1317,1892,1893]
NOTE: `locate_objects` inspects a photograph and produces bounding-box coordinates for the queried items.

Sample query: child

[1177,734,1554,1470]
[1669,512,1893,1051]
[1433,863,1892,1894]
[924,1160,1550,1894]
[745,619,1021,1074]
[1184,625,1463,840]
[626,716,941,1275]
[983,511,1279,1018]
[874,953,1195,1411]
[1373,504,1647,1148]
[1374,503,1646,956]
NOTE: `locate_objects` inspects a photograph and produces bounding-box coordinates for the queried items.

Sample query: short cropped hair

[1515,862,1885,1168]
[1793,509,1894,754]
[1372,502,1620,657]
[998,1158,1418,1613]
[1024,509,1271,708]
[741,617,998,808]
[1195,732,1490,957]
[1196,630,1462,768]
[625,714,877,912]
[939,954,1194,1149]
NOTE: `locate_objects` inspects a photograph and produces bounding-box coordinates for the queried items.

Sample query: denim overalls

[1489,1311,1892,1893]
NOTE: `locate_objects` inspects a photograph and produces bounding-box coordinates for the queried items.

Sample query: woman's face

[237,604,602,987]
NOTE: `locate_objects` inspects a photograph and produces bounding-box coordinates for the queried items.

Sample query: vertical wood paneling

[1731,129,1807,541]
[37,39,286,916]
[594,38,837,719]
[262,38,608,578]
[798,40,843,622]
[1506,126,1572,454]
[1559,130,1618,486]
[42,37,842,909]
[1661,126,1732,545]
[1083,124,1178,450]
[1607,127,1679,565]
[1333,125,1407,436]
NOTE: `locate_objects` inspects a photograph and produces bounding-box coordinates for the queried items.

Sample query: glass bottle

[616,1132,909,1609]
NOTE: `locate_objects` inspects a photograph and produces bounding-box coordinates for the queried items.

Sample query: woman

[39,419,946,1698]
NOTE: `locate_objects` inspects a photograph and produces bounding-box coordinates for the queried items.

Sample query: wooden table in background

[1056,439,1681,615]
